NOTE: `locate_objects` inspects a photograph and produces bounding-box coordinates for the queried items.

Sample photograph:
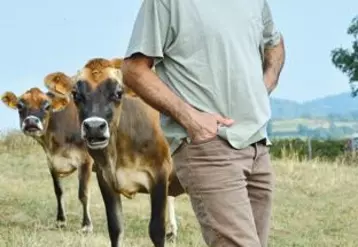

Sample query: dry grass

[1,131,358,246]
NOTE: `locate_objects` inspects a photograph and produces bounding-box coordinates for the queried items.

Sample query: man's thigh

[172,137,262,247]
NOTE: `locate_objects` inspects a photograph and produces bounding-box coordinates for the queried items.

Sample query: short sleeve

[125,0,174,64]
[262,0,281,48]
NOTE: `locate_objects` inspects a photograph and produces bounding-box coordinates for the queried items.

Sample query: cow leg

[50,170,66,228]
[166,196,178,242]
[96,168,124,247]
[149,171,168,247]
[78,160,93,233]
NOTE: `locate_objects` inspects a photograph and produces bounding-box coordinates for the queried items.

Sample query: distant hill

[270,92,358,120]
[268,92,358,140]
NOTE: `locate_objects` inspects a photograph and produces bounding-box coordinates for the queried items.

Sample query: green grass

[1,132,358,246]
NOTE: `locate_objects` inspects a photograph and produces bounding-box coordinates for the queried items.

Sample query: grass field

[1,133,358,247]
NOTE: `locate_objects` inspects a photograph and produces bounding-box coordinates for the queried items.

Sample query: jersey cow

[1,87,94,233]
[44,58,185,247]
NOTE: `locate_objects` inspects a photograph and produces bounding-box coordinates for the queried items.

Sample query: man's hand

[185,107,234,144]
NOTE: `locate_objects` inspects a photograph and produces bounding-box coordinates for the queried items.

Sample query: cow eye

[72,91,83,102]
[17,101,25,110]
[110,89,122,102]
[43,101,51,110]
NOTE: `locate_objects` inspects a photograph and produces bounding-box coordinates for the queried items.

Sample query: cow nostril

[83,122,90,130]
[99,122,106,130]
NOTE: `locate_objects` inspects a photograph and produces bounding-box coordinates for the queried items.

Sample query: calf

[1,87,94,233]
[44,58,185,247]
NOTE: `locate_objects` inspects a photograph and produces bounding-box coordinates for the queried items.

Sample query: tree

[331,15,358,96]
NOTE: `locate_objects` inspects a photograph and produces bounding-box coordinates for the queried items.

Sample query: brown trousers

[173,136,274,247]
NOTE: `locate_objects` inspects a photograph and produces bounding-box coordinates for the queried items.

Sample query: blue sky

[0,0,357,130]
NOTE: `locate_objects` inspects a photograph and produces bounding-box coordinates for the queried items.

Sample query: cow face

[44,58,125,150]
[1,88,68,137]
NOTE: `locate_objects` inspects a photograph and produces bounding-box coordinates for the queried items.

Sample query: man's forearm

[122,56,196,130]
[263,36,285,94]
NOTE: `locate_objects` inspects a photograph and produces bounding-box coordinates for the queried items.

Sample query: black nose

[23,116,41,131]
[83,121,107,132]
[24,117,39,125]
[82,117,109,142]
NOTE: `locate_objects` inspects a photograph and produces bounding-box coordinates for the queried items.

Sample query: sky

[0,0,357,130]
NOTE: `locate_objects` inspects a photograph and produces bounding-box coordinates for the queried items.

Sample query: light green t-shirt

[125,0,282,154]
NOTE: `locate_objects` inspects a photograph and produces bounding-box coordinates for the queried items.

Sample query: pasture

[1,132,358,246]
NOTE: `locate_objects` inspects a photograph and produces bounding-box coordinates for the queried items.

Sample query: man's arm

[122,0,196,128]
[122,55,197,130]
[122,54,234,143]
[122,0,233,143]
[261,0,285,94]
[263,36,285,94]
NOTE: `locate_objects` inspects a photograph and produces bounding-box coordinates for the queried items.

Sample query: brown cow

[44,57,185,247]
[1,87,94,233]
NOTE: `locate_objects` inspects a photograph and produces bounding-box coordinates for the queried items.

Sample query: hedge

[270,138,349,161]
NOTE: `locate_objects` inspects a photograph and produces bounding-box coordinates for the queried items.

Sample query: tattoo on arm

[263,36,285,94]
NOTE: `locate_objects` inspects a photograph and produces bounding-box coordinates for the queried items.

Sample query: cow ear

[50,94,70,112]
[1,92,18,109]
[44,72,73,96]
[111,58,124,69]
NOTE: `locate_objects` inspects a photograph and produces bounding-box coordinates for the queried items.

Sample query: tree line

[269,138,352,162]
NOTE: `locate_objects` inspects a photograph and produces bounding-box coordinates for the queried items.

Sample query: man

[122,0,285,246]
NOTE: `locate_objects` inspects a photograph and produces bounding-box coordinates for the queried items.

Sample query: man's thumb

[214,114,235,126]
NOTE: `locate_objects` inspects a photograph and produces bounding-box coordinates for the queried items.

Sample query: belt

[251,138,267,146]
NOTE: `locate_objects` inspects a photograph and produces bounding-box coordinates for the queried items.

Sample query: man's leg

[247,142,274,247]
[172,137,261,247]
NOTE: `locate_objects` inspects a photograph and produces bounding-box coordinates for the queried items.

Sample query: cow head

[1,88,69,137]
[44,58,126,150]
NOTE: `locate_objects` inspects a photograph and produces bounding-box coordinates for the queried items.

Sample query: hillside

[268,92,358,139]
[270,92,358,119]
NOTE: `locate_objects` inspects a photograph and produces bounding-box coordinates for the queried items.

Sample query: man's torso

[155,0,271,153]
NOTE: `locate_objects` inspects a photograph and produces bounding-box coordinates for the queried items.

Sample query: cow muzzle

[21,116,44,136]
[81,117,110,149]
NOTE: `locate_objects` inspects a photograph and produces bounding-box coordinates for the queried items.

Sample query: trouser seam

[251,144,274,192]
[252,141,267,173]
[185,143,227,246]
